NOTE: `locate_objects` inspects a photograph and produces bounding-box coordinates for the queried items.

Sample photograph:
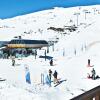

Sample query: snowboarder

[53,70,59,84]
[50,59,53,66]
[91,68,96,80]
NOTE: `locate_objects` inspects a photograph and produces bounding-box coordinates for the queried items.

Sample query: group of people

[87,59,100,80]
[87,68,99,80]
[46,69,59,86]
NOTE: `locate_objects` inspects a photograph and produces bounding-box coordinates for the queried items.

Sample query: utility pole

[83,9,90,20]
[93,8,96,15]
[74,12,80,26]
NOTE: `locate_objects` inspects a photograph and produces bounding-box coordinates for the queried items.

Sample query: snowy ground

[0,5,100,100]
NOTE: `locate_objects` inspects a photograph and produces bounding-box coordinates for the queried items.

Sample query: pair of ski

[53,79,67,87]
[0,78,6,81]
[40,74,67,87]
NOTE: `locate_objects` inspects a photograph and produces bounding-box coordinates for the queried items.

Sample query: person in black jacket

[50,59,53,66]
[49,69,52,81]
[12,56,15,66]
[91,68,96,80]
[53,70,59,84]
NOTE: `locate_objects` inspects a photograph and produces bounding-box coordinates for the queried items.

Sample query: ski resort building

[0,39,48,58]
[6,39,48,48]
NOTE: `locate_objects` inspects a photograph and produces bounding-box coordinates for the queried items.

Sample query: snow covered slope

[0,5,100,100]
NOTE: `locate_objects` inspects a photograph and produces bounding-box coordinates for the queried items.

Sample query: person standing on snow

[12,56,15,66]
[44,71,51,87]
[53,70,59,84]
[48,69,52,82]
[91,68,96,80]
[25,65,31,84]
[50,59,53,66]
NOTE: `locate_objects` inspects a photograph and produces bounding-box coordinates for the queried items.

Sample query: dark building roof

[8,39,48,45]
[6,39,48,48]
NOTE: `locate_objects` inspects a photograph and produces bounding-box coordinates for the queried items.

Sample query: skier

[91,68,96,80]
[88,59,90,67]
[48,69,52,82]
[50,59,53,66]
[53,70,59,84]
[12,56,15,66]
[12,59,15,66]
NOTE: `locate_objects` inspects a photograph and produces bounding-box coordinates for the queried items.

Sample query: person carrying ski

[91,68,96,80]
[53,70,59,84]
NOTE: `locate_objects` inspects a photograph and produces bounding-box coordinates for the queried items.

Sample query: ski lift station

[6,39,48,48]
[0,39,48,58]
